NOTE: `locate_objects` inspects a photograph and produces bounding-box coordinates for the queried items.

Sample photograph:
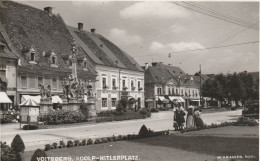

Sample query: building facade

[144,62,200,109]
[0,1,97,106]
[69,25,145,112]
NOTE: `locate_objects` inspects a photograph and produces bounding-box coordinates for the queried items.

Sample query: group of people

[173,103,204,131]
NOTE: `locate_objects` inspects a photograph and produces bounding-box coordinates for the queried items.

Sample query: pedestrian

[173,104,179,131]
[176,103,186,130]
[194,108,204,128]
[186,106,195,129]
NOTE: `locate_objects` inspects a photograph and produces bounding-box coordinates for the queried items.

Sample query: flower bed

[44,125,169,151]
[180,116,258,133]
[96,108,151,123]
[0,111,20,124]
[39,110,87,125]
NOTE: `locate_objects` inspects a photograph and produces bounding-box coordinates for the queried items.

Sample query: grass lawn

[24,126,259,161]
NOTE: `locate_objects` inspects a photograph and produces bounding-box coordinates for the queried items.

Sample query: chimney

[44,7,52,14]
[78,23,83,31]
[168,64,171,66]
[91,28,96,33]
[145,63,148,70]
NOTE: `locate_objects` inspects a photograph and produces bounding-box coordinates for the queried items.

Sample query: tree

[31,149,48,161]
[11,134,25,161]
[1,142,17,161]
[11,134,25,153]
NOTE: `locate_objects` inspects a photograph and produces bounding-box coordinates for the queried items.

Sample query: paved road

[0,109,242,151]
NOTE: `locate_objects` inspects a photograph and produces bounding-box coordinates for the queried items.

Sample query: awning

[52,95,63,103]
[0,73,8,83]
[145,99,153,102]
[0,92,12,103]
[158,96,166,101]
[177,97,185,103]
[21,95,41,104]
[190,99,200,102]
[168,96,179,102]
[20,98,39,106]
[22,95,63,104]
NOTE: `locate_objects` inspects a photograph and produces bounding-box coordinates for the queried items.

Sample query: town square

[0,1,259,161]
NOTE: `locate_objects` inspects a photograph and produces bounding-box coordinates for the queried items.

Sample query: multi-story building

[144,62,200,109]
[0,1,97,105]
[69,24,145,111]
[0,37,18,108]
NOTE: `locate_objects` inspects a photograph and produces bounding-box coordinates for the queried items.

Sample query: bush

[139,125,151,137]
[94,139,102,144]
[31,149,47,161]
[59,140,66,148]
[150,108,159,113]
[39,110,87,125]
[112,135,117,142]
[44,144,52,151]
[107,137,112,142]
[22,124,38,130]
[236,117,258,126]
[74,140,80,146]
[101,138,108,143]
[1,142,17,161]
[66,140,73,148]
[81,139,86,146]
[87,139,93,145]
[11,134,25,153]
[0,111,20,124]
[52,143,58,149]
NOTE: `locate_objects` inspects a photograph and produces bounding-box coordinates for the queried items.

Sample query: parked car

[242,100,259,119]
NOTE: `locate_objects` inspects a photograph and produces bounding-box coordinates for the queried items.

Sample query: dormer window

[31,52,35,61]
[84,62,87,68]
[50,50,58,67]
[52,56,56,64]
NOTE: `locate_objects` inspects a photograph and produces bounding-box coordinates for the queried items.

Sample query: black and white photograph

[0,0,259,161]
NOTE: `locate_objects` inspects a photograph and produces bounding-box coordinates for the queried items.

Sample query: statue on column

[40,82,51,99]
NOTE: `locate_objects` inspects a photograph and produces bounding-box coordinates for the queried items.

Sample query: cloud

[72,1,111,7]
[150,41,204,53]
[120,2,189,19]
[169,24,186,34]
[108,28,143,45]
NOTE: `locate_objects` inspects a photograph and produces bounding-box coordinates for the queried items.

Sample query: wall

[95,65,145,112]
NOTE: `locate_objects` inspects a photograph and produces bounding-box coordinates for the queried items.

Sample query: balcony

[103,85,109,90]
[112,86,118,90]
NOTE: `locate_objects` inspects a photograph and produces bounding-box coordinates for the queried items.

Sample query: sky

[17,1,259,75]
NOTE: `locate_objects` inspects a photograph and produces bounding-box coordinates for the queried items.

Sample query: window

[0,64,6,70]
[176,89,178,94]
[31,53,35,61]
[112,78,116,88]
[102,98,107,107]
[138,81,141,89]
[102,77,107,88]
[157,88,162,95]
[38,77,43,88]
[168,88,171,95]
[83,61,87,68]
[52,78,57,89]
[172,88,174,95]
[131,80,134,88]
[21,76,27,88]
[122,80,126,88]
[28,75,35,89]
[52,56,56,64]
[112,98,117,107]
[181,89,183,95]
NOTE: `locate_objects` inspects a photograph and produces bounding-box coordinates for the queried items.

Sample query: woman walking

[176,103,186,130]
[186,106,195,129]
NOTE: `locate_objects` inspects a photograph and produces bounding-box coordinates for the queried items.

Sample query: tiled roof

[145,63,198,88]
[0,36,18,60]
[68,27,143,72]
[0,1,96,76]
[158,63,186,77]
